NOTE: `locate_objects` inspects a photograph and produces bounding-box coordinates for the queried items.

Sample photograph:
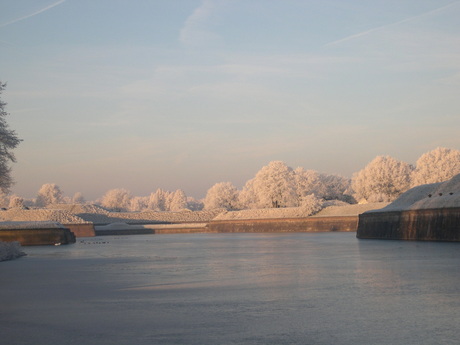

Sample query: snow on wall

[312,202,389,217]
[0,241,26,262]
[369,173,460,212]
[0,208,89,224]
[0,221,66,229]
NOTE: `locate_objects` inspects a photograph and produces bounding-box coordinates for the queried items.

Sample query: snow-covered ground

[0,221,67,229]
[371,173,460,212]
[0,208,89,224]
[312,202,389,217]
[0,241,26,261]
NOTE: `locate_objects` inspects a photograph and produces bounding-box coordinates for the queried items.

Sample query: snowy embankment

[47,204,226,224]
[312,202,389,217]
[370,173,460,213]
[213,202,388,221]
[0,241,26,262]
[0,208,89,224]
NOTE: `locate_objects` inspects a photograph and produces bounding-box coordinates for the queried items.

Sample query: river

[1,232,460,345]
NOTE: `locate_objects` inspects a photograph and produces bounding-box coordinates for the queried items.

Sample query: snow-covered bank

[370,173,460,213]
[0,241,26,261]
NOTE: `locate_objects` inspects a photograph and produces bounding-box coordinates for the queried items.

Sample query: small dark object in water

[428,194,432,198]
[439,193,443,196]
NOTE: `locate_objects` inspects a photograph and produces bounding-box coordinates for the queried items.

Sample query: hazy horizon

[1,0,459,200]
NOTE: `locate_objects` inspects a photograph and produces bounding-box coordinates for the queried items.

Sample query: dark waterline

[1,232,460,345]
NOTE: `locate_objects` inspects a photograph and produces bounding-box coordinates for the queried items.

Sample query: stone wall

[208,216,358,233]
[357,207,460,241]
[0,227,76,246]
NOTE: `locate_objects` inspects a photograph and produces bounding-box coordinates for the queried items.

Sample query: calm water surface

[1,232,460,345]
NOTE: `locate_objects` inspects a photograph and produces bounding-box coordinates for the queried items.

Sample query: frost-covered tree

[148,189,168,211]
[293,168,352,204]
[241,161,297,208]
[293,168,321,202]
[72,192,86,204]
[352,155,413,203]
[8,195,24,208]
[204,182,239,210]
[187,196,204,211]
[411,147,460,187]
[169,189,188,211]
[0,82,22,194]
[101,188,131,212]
[316,173,352,202]
[36,183,64,207]
[299,193,323,215]
[129,196,148,212]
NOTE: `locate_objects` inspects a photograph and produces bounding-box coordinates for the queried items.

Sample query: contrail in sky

[0,0,66,28]
[324,1,460,47]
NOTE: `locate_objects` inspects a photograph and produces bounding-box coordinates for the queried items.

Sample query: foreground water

[1,233,460,345]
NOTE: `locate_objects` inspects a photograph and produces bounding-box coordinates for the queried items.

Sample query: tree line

[1,82,459,212]
[3,147,459,212]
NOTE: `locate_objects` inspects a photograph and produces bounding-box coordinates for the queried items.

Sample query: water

[1,232,460,345]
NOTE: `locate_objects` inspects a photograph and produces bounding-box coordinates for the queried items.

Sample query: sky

[1,0,459,201]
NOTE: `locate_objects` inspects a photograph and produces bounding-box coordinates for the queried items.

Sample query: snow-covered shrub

[299,194,323,216]
[0,241,26,261]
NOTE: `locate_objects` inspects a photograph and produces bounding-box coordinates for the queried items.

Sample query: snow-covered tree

[129,196,148,212]
[36,183,63,207]
[316,173,352,202]
[169,189,188,211]
[411,147,460,187]
[0,191,8,208]
[204,182,239,210]
[241,161,297,208]
[352,155,413,203]
[187,196,204,211]
[101,188,131,212]
[0,82,22,194]
[8,195,24,208]
[293,168,322,202]
[72,192,86,204]
[299,193,323,215]
[148,189,168,211]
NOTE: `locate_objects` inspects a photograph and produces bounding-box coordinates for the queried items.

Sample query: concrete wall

[208,216,358,233]
[0,228,76,246]
[357,207,460,241]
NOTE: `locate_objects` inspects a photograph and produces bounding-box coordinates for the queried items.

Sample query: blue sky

[1,0,459,200]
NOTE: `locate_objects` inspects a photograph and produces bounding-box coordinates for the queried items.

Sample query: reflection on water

[2,233,460,345]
